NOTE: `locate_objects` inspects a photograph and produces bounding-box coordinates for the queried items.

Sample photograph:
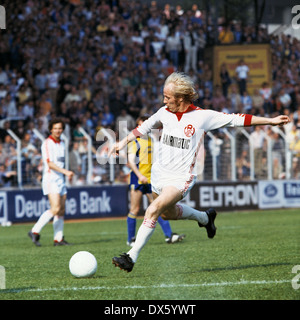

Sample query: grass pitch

[0,209,299,300]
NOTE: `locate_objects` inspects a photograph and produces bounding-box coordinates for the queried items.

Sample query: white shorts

[151,162,196,198]
[42,176,67,196]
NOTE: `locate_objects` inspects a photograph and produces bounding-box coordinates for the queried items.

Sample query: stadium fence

[2,125,298,188]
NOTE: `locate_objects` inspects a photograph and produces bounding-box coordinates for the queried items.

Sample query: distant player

[109,71,290,272]
[28,118,74,246]
[127,115,185,246]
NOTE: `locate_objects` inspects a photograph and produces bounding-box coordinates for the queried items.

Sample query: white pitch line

[1,279,291,294]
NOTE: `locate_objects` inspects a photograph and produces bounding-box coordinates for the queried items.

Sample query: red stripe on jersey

[182,174,194,195]
[166,104,202,121]
[244,114,253,126]
[181,132,204,195]
[45,139,51,163]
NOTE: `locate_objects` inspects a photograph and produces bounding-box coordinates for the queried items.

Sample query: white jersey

[41,136,66,195]
[133,105,252,177]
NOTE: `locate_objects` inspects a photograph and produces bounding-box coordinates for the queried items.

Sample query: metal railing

[205,127,294,181]
[2,126,298,189]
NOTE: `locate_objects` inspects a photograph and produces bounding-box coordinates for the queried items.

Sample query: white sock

[176,203,209,225]
[127,218,157,263]
[53,216,64,242]
[32,210,53,234]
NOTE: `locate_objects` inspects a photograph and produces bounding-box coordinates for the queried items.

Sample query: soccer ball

[69,251,98,278]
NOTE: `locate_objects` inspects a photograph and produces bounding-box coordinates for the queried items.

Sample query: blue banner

[258,180,300,209]
[4,186,128,223]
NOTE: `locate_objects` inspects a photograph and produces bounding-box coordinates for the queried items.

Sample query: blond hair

[164,72,199,102]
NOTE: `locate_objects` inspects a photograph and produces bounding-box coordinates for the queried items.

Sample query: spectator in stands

[219,63,231,98]
[218,25,234,44]
[25,121,41,146]
[0,83,7,100]
[211,86,226,112]
[241,90,252,113]
[21,132,39,183]
[115,108,136,136]
[235,59,249,96]
[228,84,242,113]
[15,120,26,139]
[219,133,231,180]
[16,82,32,104]
[0,0,299,187]
[34,117,48,137]
[2,135,17,170]
[165,29,181,69]
[46,67,59,109]
[142,36,155,65]
[290,131,300,178]
[183,24,198,73]
[251,88,264,114]
[259,82,273,115]
[0,67,8,85]
[0,143,8,165]
[233,22,243,44]
[200,86,212,108]
[34,68,48,96]
[69,141,82,185]
[271,131,284,179]
[3,93,17,118]
[63,86,82,106]
[22,99,35,121]
[7,77,19,99]
[38,92,52,119]
[0,163,17,187]
[0,121,10,142]
[236,150,250,180]
[196,27,206,63]
[293,105,300,127]
[277,87,292,112]
[200,63,213,93]
[208,132,223,179]
[109,91,127,119]
[250,126,266,179]
[101,104,115,129]
[56,70,73,106]
[290,83,300,112]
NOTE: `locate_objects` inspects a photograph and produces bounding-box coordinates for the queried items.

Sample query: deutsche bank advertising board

[0,181,299,224]
[0,186,128,223]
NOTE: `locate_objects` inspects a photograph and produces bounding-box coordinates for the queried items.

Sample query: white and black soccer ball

[69,251,98,278]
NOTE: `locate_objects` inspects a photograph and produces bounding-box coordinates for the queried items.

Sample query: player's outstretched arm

[250,115,290,126]
[108,131,137,157]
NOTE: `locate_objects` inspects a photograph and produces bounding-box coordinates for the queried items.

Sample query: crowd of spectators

[0,0,299,187]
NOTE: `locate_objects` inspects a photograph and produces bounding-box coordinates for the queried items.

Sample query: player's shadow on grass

[200,262,291,272]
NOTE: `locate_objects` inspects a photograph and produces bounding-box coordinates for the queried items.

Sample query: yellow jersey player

[127,115,185,246]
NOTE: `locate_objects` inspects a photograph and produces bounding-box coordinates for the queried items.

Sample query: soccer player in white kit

[109,72,290,272]
[28,118,74,246]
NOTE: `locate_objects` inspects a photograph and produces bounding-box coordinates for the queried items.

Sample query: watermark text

[291,5,300,30]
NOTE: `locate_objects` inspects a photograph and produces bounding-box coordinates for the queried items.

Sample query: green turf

[0,209,299,300]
